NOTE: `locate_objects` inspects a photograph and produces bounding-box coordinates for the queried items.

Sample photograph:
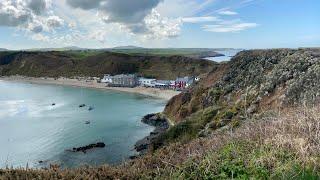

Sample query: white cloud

[66,0,163,35]
[182,16,219,23]
[0,0,32,26]
[27,0,52,15]
[155,0,198,18]
[31,33,49,41]
[89,29,108,43]
[46,16,64,28]
[143,10,182,39]
[203,22,258,32]
[0,0,261,47]
[28,23,43,33]
[218,10,238,16]
[0,0,63,34]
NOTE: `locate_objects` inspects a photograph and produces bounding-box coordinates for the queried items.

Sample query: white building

[139,78,156,87]
[155,80,171,88]
[101,74,113,83]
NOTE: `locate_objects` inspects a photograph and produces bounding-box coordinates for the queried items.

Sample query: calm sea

[205,49,243,62]
[0,80,166,168]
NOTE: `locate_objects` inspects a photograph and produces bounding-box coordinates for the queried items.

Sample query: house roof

[139,78,156,81]
[112,74,136,78]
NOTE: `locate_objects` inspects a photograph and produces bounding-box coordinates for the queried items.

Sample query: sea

[204,49,243,62]
[0,80,166,168]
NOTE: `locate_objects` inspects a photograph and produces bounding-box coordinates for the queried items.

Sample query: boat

[52,103,56,106]
[88,106,94,111]
[79,104,86,108]
[85,121,90,124]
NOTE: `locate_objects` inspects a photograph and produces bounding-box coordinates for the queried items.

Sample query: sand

[0,76,180,100]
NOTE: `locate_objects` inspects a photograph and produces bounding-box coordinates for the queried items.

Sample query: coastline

[0,76,180,100]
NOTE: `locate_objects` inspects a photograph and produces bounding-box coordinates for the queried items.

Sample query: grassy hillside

[165,48,320,122]
[160,48,320,147]
[0,51,219,80]
[12,47,225,58]
[106,48,224,58]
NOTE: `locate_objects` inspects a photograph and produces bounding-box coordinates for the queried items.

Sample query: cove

[0,80,166,168]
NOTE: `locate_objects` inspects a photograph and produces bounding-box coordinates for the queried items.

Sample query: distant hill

[0,51,219,79]
[106,48,225,59]
[23,46,87,52]
[6,46,227,58]
[0,48,8,51]
[112,45,144,49]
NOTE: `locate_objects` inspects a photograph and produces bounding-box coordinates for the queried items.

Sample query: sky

[0,0,319,50]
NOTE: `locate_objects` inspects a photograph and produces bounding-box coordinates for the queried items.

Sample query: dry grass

[1,106,320,179]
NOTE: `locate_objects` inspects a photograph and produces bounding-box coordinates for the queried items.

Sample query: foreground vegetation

[1,106,319,179]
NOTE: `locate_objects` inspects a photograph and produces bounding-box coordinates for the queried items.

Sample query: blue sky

[0,0,319,49]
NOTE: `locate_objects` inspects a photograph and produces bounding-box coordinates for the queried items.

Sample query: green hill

[106,48,225,59]
[0,51,219,80]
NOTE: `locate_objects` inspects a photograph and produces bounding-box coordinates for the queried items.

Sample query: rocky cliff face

[164,48,320,138]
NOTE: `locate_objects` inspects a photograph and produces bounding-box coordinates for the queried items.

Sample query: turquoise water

[0,80,166,168]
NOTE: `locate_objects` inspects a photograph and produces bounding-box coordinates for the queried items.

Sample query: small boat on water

[88,106,94,111]
[85,121,91,125]
[52,103,56,106]
[79,104,86,108]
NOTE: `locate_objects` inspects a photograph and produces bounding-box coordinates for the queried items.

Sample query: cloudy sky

[0,0,319,49]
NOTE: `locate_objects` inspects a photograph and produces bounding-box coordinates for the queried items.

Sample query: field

[106,48,225,58]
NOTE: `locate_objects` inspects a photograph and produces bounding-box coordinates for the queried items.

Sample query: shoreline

[0,76,180,100]
[0,75,178,167]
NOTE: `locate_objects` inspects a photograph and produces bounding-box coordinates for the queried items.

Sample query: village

[100,74,200,90]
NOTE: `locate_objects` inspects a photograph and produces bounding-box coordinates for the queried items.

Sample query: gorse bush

[168,106,320,180]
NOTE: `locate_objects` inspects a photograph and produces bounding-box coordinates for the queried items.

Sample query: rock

[129,155,139,160]
[68,142,105,153]
[134,113,169,153]
[141,113,169,129]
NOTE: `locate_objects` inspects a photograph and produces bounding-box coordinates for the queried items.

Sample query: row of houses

[101,74,198,89]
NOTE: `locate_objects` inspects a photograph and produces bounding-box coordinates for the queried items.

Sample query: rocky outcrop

[135,114,169,153]
[67,142,106,153]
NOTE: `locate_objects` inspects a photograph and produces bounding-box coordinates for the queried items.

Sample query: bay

[0,80,166,168]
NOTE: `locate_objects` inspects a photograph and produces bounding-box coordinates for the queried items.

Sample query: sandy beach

[0,76,180,100]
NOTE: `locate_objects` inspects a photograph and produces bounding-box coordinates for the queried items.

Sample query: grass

[169,106,320,179]
[0,51,218,80]
[1,106,320,179]
[107,48,222,58]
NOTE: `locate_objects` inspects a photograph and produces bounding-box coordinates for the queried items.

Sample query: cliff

[165,48,320,123]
